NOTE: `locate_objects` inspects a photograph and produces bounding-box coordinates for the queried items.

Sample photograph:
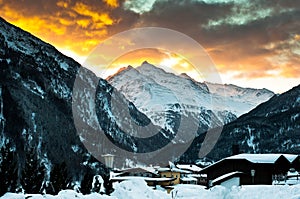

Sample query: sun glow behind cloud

[100,48,203,82]
[0,0,299,93]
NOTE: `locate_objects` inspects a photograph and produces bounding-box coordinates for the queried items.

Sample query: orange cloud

[58,18,74,26]
[56,1,69,9]
[0,0,120,60]
[103,0,119,8]
[0,5,67,36]
[72,2,114,28]
[76,19,90,28]
[108,48,168,68]
[294,34,300,41]
[280,63,300,78]
[206,40,295,80]
[0,0,298,93]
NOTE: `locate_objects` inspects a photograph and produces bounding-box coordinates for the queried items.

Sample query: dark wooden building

[199,154,299,187]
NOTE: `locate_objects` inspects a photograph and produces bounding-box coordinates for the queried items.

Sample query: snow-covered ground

[171,184,300,199]
[2,179,300,199]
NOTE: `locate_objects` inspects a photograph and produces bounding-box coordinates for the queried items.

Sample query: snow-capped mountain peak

[108,62,274,130]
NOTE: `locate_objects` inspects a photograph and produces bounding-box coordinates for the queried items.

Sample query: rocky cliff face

[0,16,102,194]
[0,17,164,194]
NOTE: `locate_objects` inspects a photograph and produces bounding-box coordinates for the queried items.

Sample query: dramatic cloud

[103,0,119,8]
[0,0,299,92]
[129,0,300,92]
[0,0,133,61]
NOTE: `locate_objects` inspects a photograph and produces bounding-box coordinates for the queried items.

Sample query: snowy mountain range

[0,15,299,196]
[108,61,274,131]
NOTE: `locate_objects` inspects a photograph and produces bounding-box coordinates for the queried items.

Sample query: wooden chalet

[199,153,299,188]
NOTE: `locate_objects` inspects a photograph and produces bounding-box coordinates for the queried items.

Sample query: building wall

[292,157,300,171]
[159,171,180,185]
[205,160,276,186]
[274,157,292,174]
[204,158,296,187]
[119,172,156,178]
[206,159,252,182]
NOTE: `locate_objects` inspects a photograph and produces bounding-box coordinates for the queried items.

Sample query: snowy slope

[204,82,275,116]
[108,62,274,129]
[205,84,300,160]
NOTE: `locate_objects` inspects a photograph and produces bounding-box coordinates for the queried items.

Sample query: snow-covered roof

[119,167,158,175]
[111,176,175,182]
[287,170,299,177]
[157,167,191,174]
[190,174,207,178]
[226,154,298,163]
[211,171,244,185]
[101,154,115,157]
[176,164,202,172]
[200,154,299,173]
[181,177,198,182]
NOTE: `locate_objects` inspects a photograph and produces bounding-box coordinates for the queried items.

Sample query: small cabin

[199,153,299,188]
[176,164,202,173]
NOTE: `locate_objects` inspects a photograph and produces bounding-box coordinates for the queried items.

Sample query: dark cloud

[136,0,234,40]
[124,0,300,79]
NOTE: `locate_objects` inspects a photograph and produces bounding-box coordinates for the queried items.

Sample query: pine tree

[80,169,94,194]
[21,147,45,194]
[103,174,113,194]
[50,162,70,194]
[0,140,18,196]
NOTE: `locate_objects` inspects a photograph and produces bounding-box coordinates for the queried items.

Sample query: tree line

[0,140,112,196]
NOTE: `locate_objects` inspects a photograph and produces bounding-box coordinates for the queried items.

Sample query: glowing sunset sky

[0,0,299,93]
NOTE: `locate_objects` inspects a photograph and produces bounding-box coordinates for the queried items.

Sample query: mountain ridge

[108,62,274,128]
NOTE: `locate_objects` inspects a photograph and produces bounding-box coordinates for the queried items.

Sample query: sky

[0,0,299,93]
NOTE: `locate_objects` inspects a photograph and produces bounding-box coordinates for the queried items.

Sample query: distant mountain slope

[196,84,300,161]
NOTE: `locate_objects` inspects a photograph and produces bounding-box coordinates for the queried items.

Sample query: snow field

[2,179,300,199]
